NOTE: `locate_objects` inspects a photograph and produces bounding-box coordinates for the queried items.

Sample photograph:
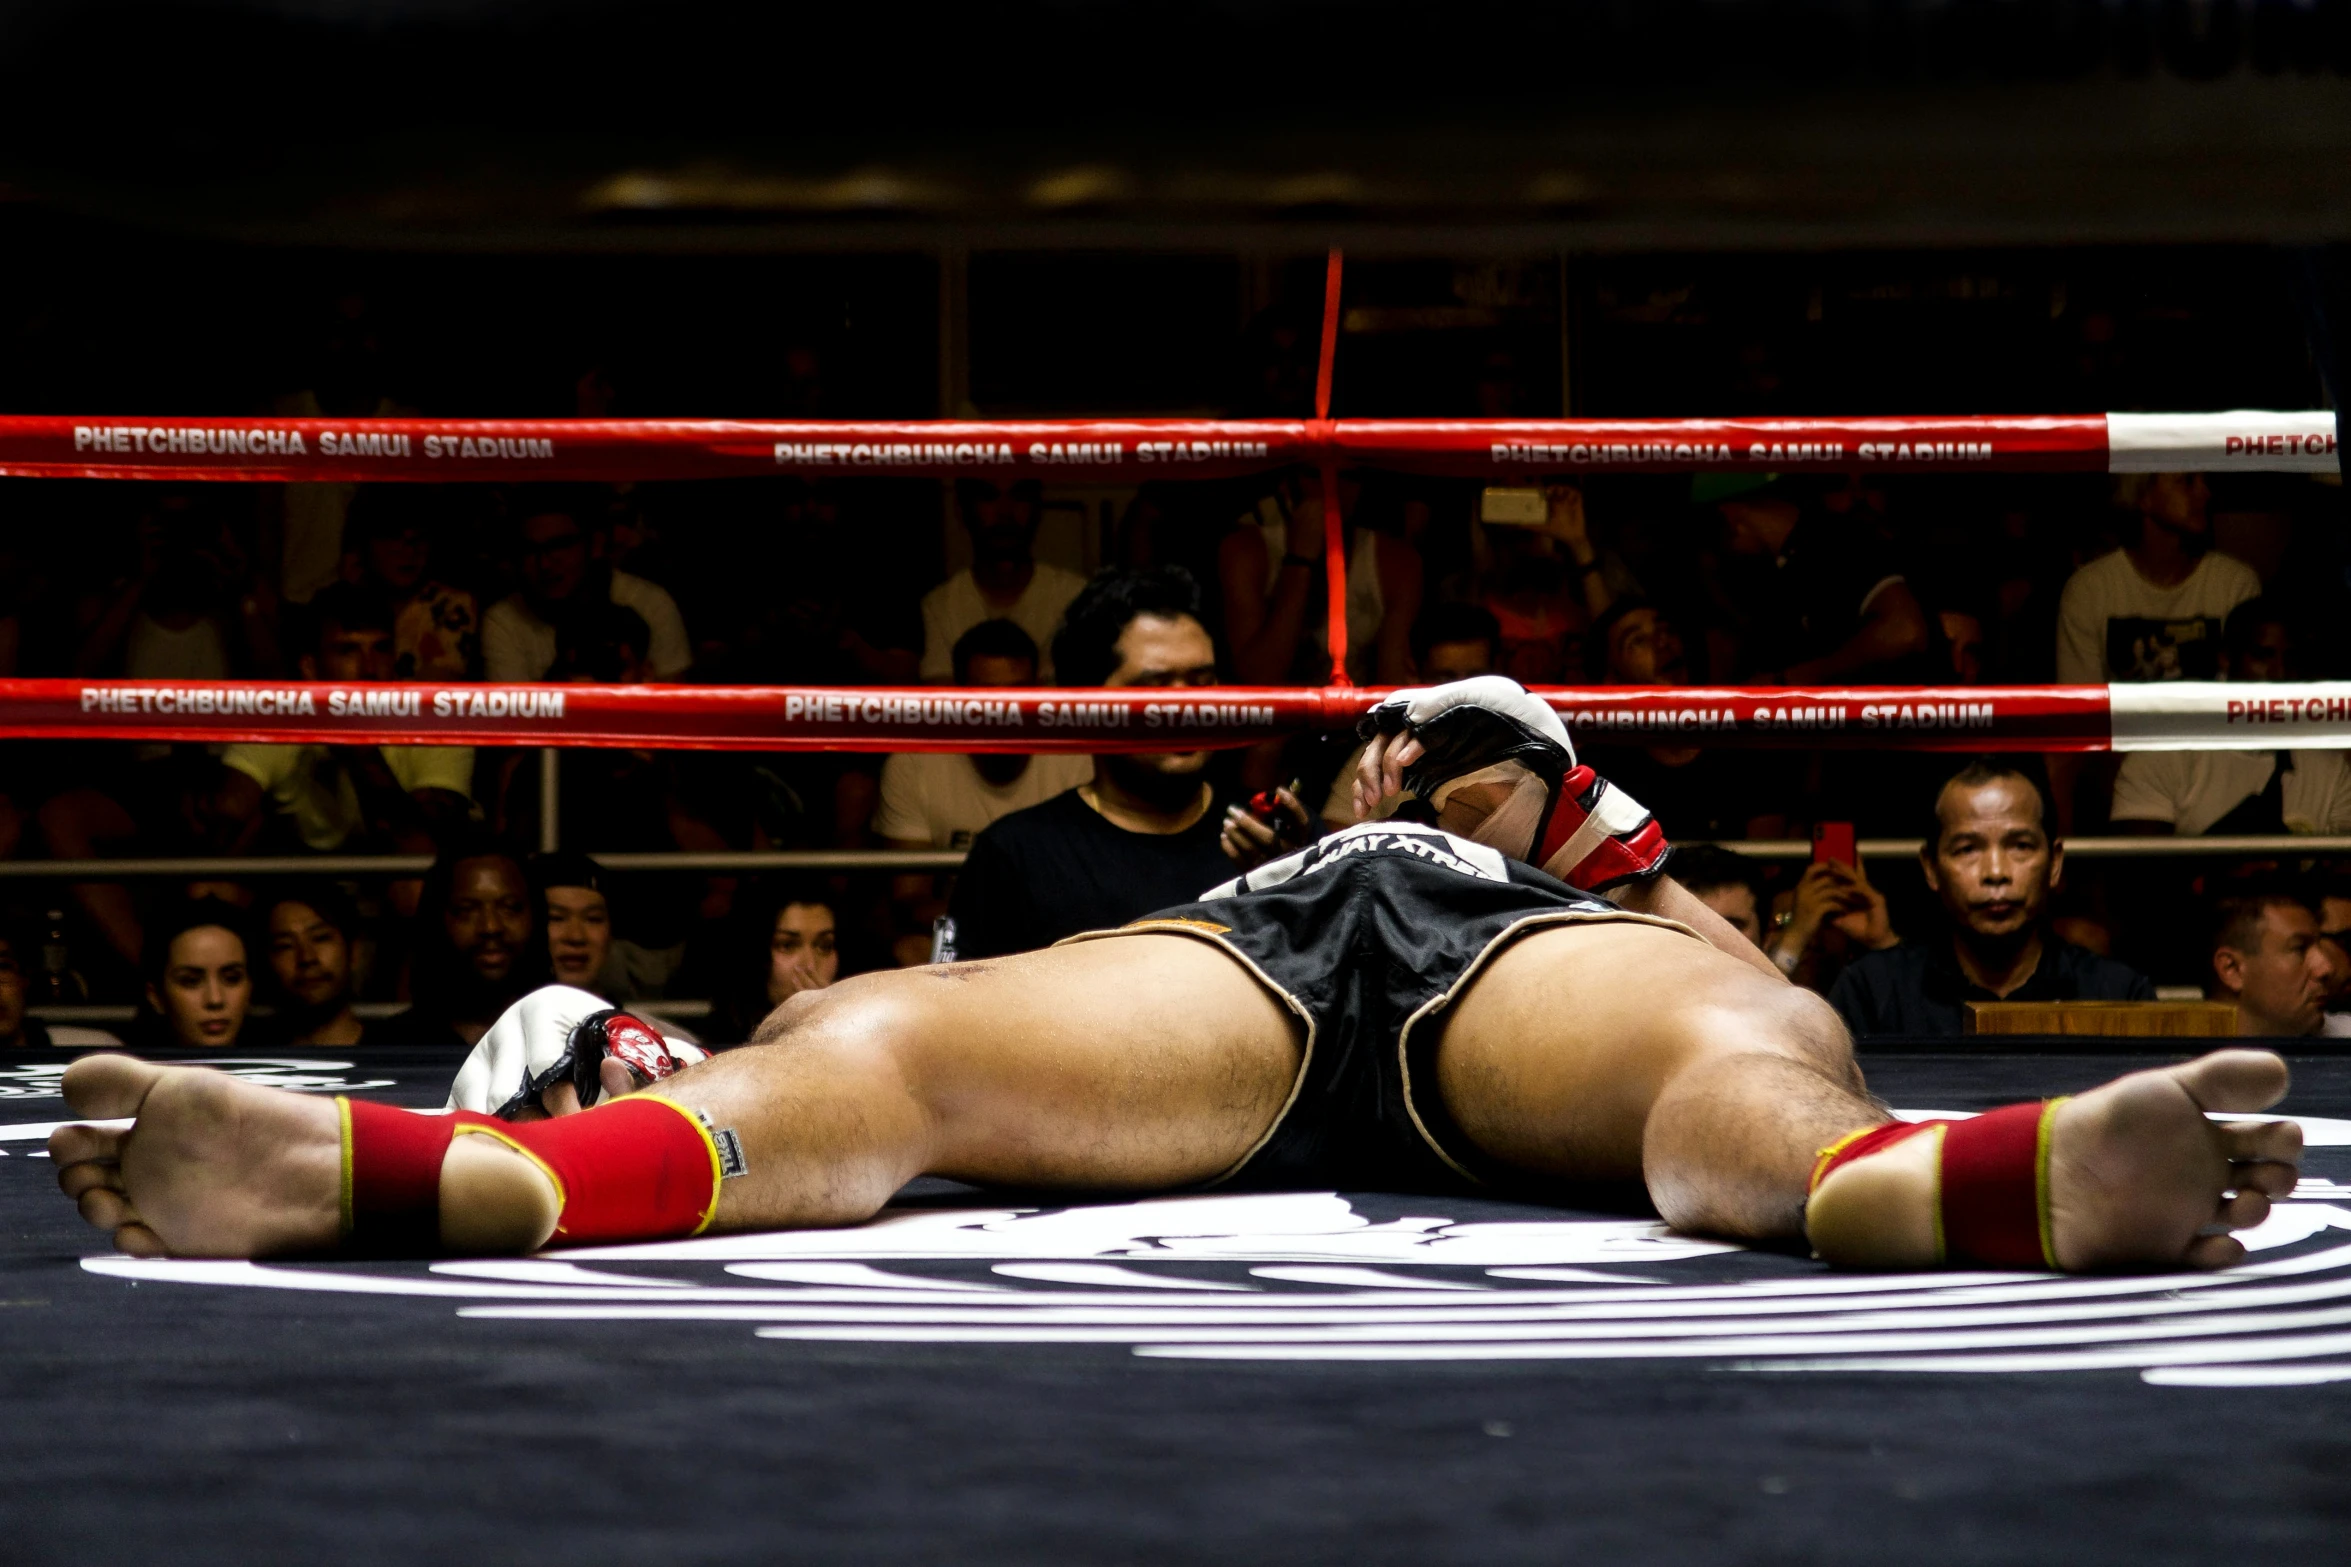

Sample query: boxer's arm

[1609,875,1789,984]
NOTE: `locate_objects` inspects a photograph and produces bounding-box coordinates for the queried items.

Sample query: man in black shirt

[1829,759,2151,1037]
[947,567,1241,959]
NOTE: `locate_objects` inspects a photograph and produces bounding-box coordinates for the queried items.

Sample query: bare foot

[52,1054,565,1259]
[2047,1048,2302,1271]
[49,1054,342,1258]
[1811,1049,2304,1272]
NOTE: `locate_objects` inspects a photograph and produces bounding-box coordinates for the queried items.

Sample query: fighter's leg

[1435,921,2302,1269]
[56,934,1302,1257]
[1434,920,1871,1240]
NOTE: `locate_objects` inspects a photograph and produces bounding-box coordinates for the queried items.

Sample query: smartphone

[1247,780,1314,848]
[1812,821,1858,869]
[1479,486,1548,527]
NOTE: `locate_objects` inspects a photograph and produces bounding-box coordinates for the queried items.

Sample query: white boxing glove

[445,984,710,1120]
[1360,675,1670,891]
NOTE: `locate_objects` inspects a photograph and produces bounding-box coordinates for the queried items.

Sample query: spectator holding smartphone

[1828,760,2151,1037]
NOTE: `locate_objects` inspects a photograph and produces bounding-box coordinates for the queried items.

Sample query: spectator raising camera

[1829,760,2151,1037]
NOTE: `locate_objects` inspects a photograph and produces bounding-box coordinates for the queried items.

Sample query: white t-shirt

[2111,749,2351,837]
[482,570,693,682]
[2054,549,2261,683]
[872,751,1094,849]
[918,565,1087,682]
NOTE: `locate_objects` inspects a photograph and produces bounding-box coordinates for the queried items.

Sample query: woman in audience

[711,878,841,1043]
[138,897,256,1051]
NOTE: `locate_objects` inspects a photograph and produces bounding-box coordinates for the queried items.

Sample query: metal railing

[0,837,2338,881]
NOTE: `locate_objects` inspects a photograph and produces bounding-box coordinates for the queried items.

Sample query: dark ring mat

[3,1044,2346,1566]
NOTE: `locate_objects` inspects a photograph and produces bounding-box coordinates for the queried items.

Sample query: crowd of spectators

[1,435,2347,1050]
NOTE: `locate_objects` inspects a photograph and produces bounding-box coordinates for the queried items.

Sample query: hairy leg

[1437,920,2302,1268]
[648,935,1302,1233]
[55,934,1304,1256]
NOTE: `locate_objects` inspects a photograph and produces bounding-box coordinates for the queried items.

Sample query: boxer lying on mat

[52,679,2301,1272]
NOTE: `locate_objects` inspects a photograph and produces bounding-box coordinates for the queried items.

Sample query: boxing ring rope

[17,678,2351,752]
[4,409,2336,484]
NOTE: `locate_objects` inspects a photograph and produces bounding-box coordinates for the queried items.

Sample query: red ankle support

[1809,1099,2070,1269]
[452,1096,732,1247]
[338,1095,737,1255]
[337,1097,497,1255]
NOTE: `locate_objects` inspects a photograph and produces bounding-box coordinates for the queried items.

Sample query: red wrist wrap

[337,1097,497,1256]
[338,1094,731,1255]
[453,1096,728,1247]
[1809,1099,2069,1269]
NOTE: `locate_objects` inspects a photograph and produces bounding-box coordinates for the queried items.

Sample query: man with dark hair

[1828,758,2151,1036]
[484,487,691,682]
[946,568,1239,958]
[261,884,367,1048]
[919,479,1084,683]
[1410,602,1501,683]
[2208,884,2339,1037]
[214,584,475,855]
[2111,597,2351,837]
[1668,844,1767,948]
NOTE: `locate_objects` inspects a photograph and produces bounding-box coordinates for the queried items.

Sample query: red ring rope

[12,679,2343,753]
[3,411,2334,483]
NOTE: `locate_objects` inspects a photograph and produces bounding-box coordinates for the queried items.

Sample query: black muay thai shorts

[1058,822,1694,1195]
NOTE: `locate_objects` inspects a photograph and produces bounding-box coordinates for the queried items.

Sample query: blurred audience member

[1467,483,1628,683]
[2316,878,2351,1036]
[2110,598,2351,837]
[1767,858,1897,987]
[731,481,922,686]
[517,604,732,997]
[1669,845,1767,948]
[0,929,120,1049]
[485,487,692,682]
[532,851,616,996]
[381,844,540,1049]
[138,898,255,1051]
[43,492,286,969]
[2208,885,2339,1038]
[877,621,1091,963]
[713,879,841,1043]
[2057,473,2259,684]
[1578,599,1791,841]
[947,568,1237,959]
[1219,470,1421,686]
[261,884,367,1048]
[216,585,475,855]
[343,485,480,680]
[73,488,279,682]
[1829,760,2150,1036]
[1415,602,1503,683]
[920,480,1085,682]
[877,622,1091,850]
[1703,473,1929,683]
